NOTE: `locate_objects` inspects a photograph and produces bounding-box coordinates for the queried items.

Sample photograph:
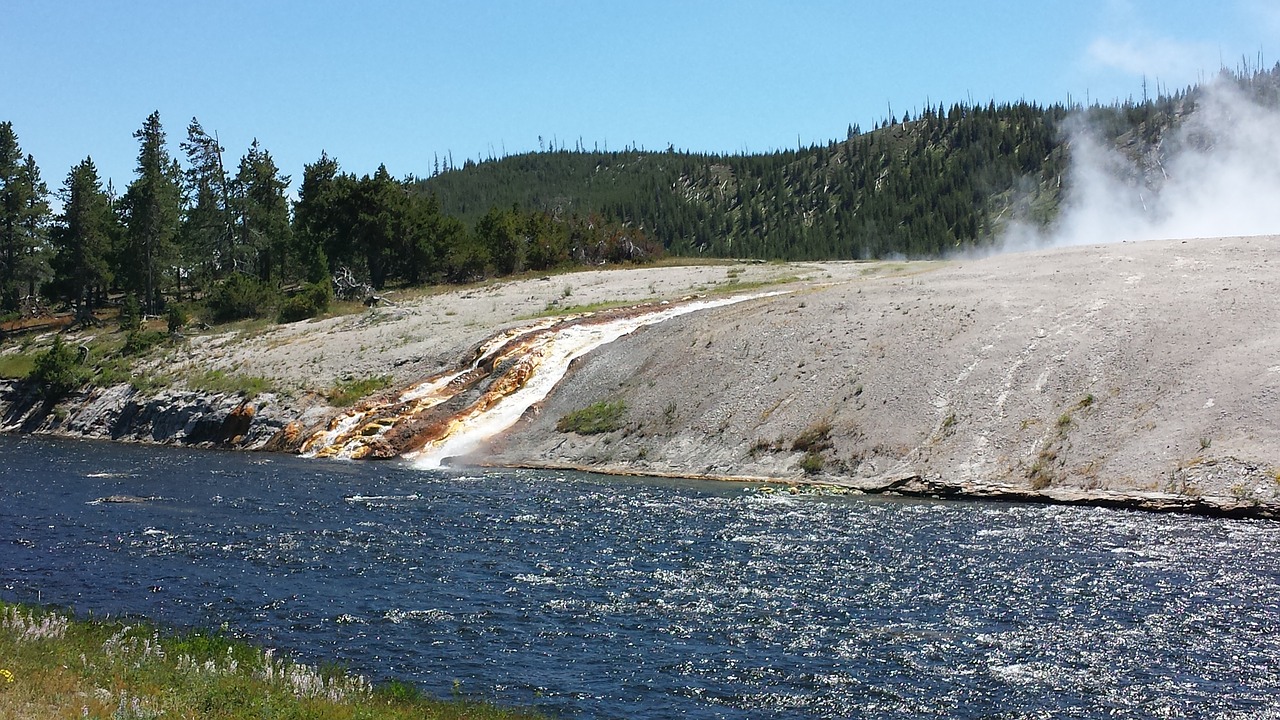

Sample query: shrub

[799,450,825,474]
[277,280,334,324]
[792,419,833,452]
[167,304,189,333]
[29,335,86,399]
[118,294,142,332]
[207,274,277,323]
[556,400,626,434]
[122,329,167,356]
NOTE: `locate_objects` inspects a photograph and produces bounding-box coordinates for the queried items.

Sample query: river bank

[0,600,544,720]
[6,438,1279,718]
[2,236,1278,518]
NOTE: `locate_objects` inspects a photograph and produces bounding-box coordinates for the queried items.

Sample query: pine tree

[121,111,182,314]
[352,165,403,289]
[0,122,51,310]
[179,118,233,291]
[292,152,342,283]
[233,139,292,284]
[50,158,115,318]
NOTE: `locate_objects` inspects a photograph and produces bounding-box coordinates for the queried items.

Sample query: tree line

[5,64,1277,326]
[0,114,662,326]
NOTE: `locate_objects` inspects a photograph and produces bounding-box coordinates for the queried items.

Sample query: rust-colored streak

[300,299,704,460]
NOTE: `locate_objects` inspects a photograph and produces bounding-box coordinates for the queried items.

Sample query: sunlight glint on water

[3,435,1280,719]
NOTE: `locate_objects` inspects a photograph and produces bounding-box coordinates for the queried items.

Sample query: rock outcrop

[0,379,290,449]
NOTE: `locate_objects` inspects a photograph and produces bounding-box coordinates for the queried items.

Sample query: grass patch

[122,329,169,356]
[326,375,393,407]
[556,400,626,434]
[0,600,544,720]
[188,369,272,399]
[520,299,638,320]
[705,276,800,295]
[799,450,826,475]
[0,351,35,379]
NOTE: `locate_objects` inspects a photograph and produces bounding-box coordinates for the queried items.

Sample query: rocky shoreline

[3,236,1279,520]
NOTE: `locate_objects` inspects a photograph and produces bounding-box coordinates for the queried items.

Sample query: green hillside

[420,66,1279,261]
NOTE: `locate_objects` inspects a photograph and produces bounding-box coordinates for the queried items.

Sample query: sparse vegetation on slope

[556,400,626,434]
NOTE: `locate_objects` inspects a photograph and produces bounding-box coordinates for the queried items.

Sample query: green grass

[705,275,801,294]
[188,369,273,399]
[0,351,35,379]
[799,451,826,475]
[0,600,545,720]
[556,400,626,434]
[326,375,393,407]
[520,299,640,320]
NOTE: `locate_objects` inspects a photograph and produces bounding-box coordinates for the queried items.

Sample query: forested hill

[419,66,1280,260]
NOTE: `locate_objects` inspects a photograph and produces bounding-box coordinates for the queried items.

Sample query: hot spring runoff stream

[3,434,1279,719]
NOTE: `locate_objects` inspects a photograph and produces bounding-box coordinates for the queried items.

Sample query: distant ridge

[418,65,1280,260]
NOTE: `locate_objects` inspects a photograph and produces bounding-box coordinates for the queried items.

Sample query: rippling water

[3,434,1279,718]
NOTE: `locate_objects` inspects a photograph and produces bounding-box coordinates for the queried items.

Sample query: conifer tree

[50,158,115,317]
[292,152,342,282]
[233,139,292,284]
[179,118,233,290]
[0,122,51,310]
[121,111,182,314]
[352,165,403,289]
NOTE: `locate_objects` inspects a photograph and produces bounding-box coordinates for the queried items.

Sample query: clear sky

[3,0,1276,196]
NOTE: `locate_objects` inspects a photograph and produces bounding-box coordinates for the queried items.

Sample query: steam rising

[1002,79,1280,250]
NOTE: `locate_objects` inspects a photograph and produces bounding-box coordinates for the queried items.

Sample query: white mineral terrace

[410,292,787,467]
[300,291,785,465]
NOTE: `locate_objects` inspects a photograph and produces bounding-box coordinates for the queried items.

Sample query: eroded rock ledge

[0,379,293,449]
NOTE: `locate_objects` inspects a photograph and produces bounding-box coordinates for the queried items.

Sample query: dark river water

[2,434,1279,719]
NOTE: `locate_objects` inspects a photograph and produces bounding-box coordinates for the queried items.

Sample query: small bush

[118,295,142,332]
[376,678,425,704]
[167,304,189,333]
[207,274,277,323]
[799,451,825,474]
[792,419,833,452]
[122,329,167,356]
[277,280,334,323]
[29,335,86,399]
[556,400,626,434]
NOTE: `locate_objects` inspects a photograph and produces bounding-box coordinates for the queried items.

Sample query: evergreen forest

[2,65,1277,329]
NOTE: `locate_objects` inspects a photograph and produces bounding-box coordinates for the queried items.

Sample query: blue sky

[3,0,1276,196]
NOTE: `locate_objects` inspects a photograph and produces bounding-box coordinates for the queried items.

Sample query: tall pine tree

[232,140,292,284]
[0,122,51,311]
[50,158,116,319]
[121,111,182,314]
[292,152,342,283]
[179,117,233,292]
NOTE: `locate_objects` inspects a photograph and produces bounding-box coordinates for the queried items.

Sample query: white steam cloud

[1000,79,1280,251]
